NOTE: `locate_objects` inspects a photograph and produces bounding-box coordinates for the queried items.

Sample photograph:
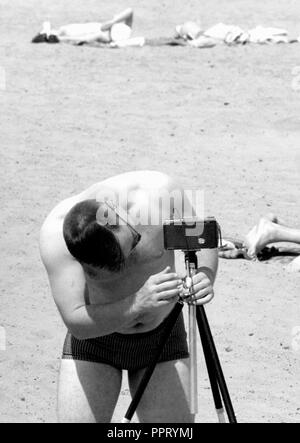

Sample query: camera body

[163,217,219,251]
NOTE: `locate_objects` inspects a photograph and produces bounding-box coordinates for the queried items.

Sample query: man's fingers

[192,280,211,293]
[195,287,211,299]
[157,273,179,284]
[162,266,171,273]
[186,288,214,305]
[156,266,171,276]
[155,269,179,284]
[158,288,181,300]
[156,279,182,292]
[194,292,214,306]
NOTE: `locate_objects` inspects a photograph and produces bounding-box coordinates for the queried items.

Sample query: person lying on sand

[174,21,217,48]
[40,171,217,423]
[175,21,293,46]
[32,8,134,45]
[219,214,300,271]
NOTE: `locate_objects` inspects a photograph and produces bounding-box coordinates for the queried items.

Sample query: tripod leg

[189,304,198,414]
[198,316,226,423]
[122,303,184,423]
[196,306,237,423]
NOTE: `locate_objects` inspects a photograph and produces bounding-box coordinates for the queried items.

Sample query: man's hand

[182,271,214,306]
[132,267,182,315]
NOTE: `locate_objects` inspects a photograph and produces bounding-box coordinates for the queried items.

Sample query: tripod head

[163,217,220,251]
[163,217,220,303]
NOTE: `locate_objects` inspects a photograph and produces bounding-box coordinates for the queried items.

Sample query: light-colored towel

[248,26,289,43]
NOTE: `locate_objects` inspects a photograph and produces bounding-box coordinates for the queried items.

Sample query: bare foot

[244,217,276,259]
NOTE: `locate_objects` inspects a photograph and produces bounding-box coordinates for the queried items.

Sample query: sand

[0,0,300,423]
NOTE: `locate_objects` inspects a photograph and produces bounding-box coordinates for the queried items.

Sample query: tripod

[122,251,237,424]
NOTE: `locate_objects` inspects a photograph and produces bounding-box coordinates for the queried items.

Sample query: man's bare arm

[196,248,218,282]
[40,225,180,340]
[44,263,139,340]
[180,186,218,281]
[39,225,139,339]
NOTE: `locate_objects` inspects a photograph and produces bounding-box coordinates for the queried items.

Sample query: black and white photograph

[0,0,300,425]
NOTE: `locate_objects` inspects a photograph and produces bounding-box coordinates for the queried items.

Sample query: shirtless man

[40,171,217,423]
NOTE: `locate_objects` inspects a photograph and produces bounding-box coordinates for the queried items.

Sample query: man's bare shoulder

[134,170,176,187]
[39,202,76,274]
[40,222,68,273]
[114,170,180,191]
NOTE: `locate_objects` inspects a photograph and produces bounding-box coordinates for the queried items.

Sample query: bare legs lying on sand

[101,8,134,32]
[244,214,300,259]
[219,213,300,270]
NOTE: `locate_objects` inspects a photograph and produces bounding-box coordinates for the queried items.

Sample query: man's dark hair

[63,200,125,271]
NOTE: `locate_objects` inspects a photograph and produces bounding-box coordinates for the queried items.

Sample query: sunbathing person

[219,214,300,271]
[32,8,134,44]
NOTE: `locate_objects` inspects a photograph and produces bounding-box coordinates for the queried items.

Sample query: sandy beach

[0,0,300,423]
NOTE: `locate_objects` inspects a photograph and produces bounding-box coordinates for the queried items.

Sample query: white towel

[248,26,289,43]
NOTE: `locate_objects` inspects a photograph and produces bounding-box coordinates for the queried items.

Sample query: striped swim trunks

[62,309,189,371]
